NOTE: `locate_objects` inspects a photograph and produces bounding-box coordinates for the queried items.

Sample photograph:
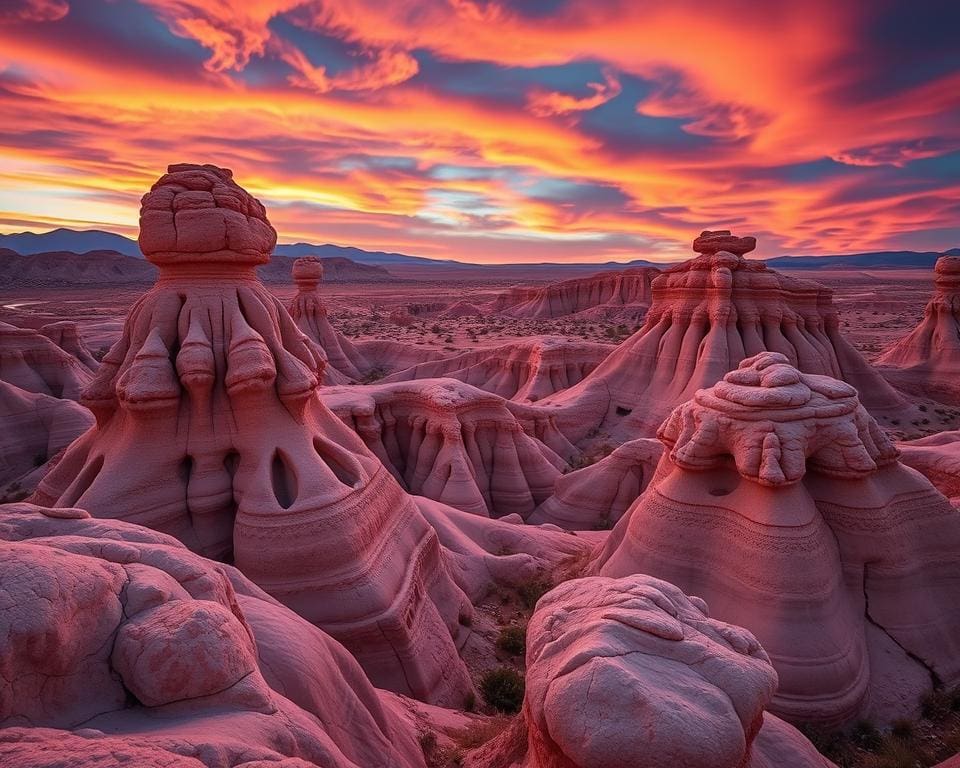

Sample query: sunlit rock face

[289,255,370,384]
[528,437,663,530]
[0,320,94,400]
[324,378,566,518]
[543,230,912,440]
[596,352,960,725]
[490,266,659,321]
[382,336,614,403]
[0,503,425,768]
[878,255,960,404]
[33,163,474,706]
[468,575,835,768]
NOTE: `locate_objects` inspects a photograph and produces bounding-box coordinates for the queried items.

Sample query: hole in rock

[223,451,240,477]
[615,406,632,416]
[313,437,360,487]
[709,487,733,497]
[270,449,298,509]
[178,455,193,485]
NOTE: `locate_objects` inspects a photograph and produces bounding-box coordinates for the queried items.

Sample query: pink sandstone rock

[595,352,960,725]
[39,320,99,372]
[877,255,960,404]
[528,437,663,529]
[324,379,567,518]
[288,257,448,380]
[33,163,474,706]
[898,430,960,502]
[489,266,659,321]
[0,503,424,767]
[0,320,94,400]
[289,255,371,383]
[542,233,913,440]
[0,380,94,495]
[467,575,834,768]
[382,336,615,402]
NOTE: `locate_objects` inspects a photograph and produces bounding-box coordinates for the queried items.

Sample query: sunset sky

[0,0,958,263]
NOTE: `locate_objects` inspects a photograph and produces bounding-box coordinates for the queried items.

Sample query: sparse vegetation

[496,625,526,656]
[479,667,524,713]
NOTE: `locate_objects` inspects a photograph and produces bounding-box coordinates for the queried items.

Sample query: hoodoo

[289,255,371,383]
[543,231,912,439]
[877,255,960,404]
[33,164,474,705]
[595,352,960,724]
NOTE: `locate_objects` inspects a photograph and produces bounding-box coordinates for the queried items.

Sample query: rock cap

[693,229,757,257]
[138,163,276,269]
[293,256,324,289]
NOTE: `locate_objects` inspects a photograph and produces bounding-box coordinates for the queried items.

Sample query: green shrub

[480,667,524,713]
[496,625,526,656]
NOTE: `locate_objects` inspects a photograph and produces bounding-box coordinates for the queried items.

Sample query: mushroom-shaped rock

[289,255,371,383]
[33,164,474,707]
[542,232,914,440]
[468,575,834,768]
[596,353,960,725]
[0,503,425,768]
[877,255,960,404]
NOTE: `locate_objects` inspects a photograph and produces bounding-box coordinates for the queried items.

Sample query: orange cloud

[527,69,621,117]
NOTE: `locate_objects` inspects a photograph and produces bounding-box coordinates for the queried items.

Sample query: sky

[0,0,958,263]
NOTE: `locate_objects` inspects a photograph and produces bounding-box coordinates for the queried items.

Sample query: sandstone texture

[596,352,960,725]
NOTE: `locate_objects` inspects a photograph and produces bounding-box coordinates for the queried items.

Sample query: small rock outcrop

[596,352,960,725]
[0,320,94,400]
[469,575,834,768]
[528,438,663,529]
[33,164,474,706]
[325,379,567,518]
[490,267,659,321]
[877,255,960,403]
[383,337,614,402]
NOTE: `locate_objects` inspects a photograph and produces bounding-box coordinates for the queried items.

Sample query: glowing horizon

[0,0,958,264]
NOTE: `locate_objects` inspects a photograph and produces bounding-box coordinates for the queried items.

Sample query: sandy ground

[0,268,935,361]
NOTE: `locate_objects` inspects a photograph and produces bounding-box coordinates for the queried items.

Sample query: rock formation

[528,438,663,529]
[490,266,659,321]
[898,430,960,503]
[33,163,474,706]
[543,231,913,440]
[289,254,447,381]
[595,352,960,724]
[0,320,94,399]
[39,320,98,372]
[468,575,834,768]
[0,503,424,768]
[289,255,371,383]
[383,337,614,402]
[0,381,93,498]
[877,255,960,403]
[325,379,567,518]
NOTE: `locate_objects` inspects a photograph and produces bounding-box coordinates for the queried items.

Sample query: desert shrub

[496,625,526,656]
[480,667,524,713]
[851,720,882,750]
[922,689,952,723]
[518,578,552,610]
[889,718,913,739]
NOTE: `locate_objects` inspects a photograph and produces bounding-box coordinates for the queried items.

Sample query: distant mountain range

[0,247,391,287]
[0,228,957,271]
